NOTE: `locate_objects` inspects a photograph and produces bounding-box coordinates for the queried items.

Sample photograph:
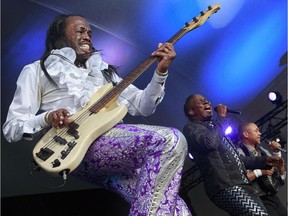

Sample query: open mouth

[204,106,212,111]
[80,43,90,52]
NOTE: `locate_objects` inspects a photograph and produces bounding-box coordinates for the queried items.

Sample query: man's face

[244,123,262,145]
[65,16,93,63]
[189,94,213,121]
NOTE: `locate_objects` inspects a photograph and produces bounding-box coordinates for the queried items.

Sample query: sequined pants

[211,185,269,216]
[72,124,192,216]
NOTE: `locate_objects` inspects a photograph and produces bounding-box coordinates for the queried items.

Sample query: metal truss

[255,99,287,143]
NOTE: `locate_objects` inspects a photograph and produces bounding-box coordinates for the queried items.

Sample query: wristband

[156,69,168,77]
[253,169,262,178]
[273,151,282,158]
[281,171,286,180]
[44,111,51,125]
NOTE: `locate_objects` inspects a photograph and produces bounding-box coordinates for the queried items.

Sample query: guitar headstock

[183,4,221,32]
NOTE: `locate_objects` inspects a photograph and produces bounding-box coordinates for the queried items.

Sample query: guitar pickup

[69,122,79,129]
[35,147,54,161]
[53,135,67,144]
[67,128,79,139]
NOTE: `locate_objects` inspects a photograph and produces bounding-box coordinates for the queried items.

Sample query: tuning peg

[193,17,199,22]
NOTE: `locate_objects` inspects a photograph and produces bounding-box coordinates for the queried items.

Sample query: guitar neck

[89,4,221,113]
[90,27,191,111]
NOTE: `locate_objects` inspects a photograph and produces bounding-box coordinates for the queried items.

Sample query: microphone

[214,107,241,114]
[275,147,287,153]
[265,140,287,153]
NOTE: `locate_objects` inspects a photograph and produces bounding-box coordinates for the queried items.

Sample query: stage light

[222,117,243,143]
[268,91,283,106]
[188,153,194,160]
[275,137,281,143]
[225,126,233,135]
[224,125,240,143]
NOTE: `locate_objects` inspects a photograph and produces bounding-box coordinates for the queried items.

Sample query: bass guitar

[33,4,221,176]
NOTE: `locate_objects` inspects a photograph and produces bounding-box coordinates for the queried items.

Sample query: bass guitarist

[2,14,192,216]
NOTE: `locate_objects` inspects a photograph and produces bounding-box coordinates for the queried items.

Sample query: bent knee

[162,128,188,158]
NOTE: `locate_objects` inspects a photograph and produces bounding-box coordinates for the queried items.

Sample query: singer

[2,14,192,216]
[237,122,287,216]
[183,94,284,216]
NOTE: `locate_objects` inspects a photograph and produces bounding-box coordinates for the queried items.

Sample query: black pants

[211,185,268,216]
[261,194,287,216]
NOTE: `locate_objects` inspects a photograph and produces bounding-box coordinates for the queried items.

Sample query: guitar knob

[52,159,61,168]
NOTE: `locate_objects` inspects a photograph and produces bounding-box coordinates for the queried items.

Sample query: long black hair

[40,14,118,87]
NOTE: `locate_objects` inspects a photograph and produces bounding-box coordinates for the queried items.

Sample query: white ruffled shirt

[3,47,168,142]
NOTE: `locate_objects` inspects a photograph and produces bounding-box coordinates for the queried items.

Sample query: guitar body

[32,83,128,176]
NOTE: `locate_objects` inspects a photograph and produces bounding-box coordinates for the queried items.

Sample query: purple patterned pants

[72,124,192,216]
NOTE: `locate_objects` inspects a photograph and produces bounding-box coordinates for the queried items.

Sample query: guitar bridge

[61,141,77,159]
[35,147,54,161]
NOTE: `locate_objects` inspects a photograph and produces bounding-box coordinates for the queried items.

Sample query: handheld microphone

[213,107,241,114]
[275,147,287,153]
[265,140,287,153]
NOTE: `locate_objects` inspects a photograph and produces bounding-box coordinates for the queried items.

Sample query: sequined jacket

[237,143,285,195]
[183,116,268,198]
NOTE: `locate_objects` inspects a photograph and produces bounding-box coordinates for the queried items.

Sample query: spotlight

[223,122,241,143]
[268,91,283,106]
[225,126,233,135]
[188,153,194,160]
